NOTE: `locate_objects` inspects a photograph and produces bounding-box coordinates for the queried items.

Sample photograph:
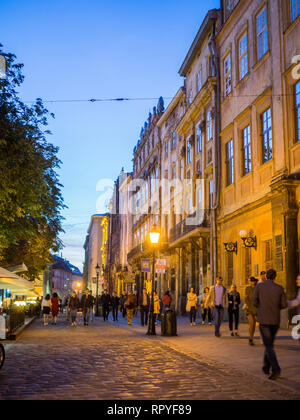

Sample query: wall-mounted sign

[141,259,151,273]
[156,259,167,274]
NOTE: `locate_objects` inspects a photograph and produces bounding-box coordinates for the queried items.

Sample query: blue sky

[1,0,219,271]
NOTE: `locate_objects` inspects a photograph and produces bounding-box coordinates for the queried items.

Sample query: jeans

[202,308,212,323]
[190,307,196,323]
[103,305,110,321]
[228,308,239,331]
[70,309,77,323]
[140,306,149,326]
[213,306,224,334]
[112,305,118,321]
[83,307,90,325]
[260,325,280,373]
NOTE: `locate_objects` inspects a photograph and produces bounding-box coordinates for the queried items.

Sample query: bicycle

[0,343,5,370]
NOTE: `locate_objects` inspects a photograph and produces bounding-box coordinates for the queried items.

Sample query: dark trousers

[190,307,196,323]
[213,306,224,334]
[103,305,110,321]
[202,308,212,323]
[83,307,90,325]
[140,306,149,326]
[228,308,239,331]
[112,305,118,321]
[260,325,280,373]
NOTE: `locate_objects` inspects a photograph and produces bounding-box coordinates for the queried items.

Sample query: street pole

[96,272,99,317]
[147,247,156,336]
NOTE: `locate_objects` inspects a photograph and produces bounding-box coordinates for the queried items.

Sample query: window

[209,179,214,209]
[226,139,234,186]
[207,111,213,141]
[171,132,176,150]
[196,124,202,154]
[187,138,192,165]
[197,70,202,92]
[172,166,176,180]
[239,32,248,80]
[290,0,300,22]
[295,81,300,142]
[262,108,272,163]
[265,239,273,270]
[256,7,268,60]
[225,0,235,17]
[180,159,184,180]
[242,125,251,175]
[189,88,193,105]
[224,54,232,97]
[164,141,168,158]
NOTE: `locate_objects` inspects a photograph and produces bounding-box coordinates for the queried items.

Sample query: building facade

[83,214,109,296]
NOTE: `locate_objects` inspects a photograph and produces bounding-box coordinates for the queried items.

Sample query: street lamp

[147,225,160,336]
[96,263,100,317]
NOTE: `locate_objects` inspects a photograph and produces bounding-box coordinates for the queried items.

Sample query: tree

[0,44,65,280]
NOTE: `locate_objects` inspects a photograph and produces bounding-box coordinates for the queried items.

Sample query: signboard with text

[141,259,151,273]
[156,259,167,274]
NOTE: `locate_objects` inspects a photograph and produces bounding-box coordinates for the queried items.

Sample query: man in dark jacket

[253,269,287,381]
[81,289,94,326]
[101,290,111,322]
[111,292,120,322]
[139,288,150,327]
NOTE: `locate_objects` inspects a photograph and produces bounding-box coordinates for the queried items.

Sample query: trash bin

[161,310,177,336]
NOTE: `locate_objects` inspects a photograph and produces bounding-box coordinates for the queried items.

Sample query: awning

[0,266,38,296]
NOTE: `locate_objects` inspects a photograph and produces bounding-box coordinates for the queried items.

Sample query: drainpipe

[209,19,221,285]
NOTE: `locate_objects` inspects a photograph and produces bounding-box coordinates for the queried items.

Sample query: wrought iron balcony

[169,210,211,244]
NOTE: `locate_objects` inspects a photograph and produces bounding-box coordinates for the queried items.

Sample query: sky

[1,0,219,271]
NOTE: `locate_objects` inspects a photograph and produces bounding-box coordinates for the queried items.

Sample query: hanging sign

[141,259,151,273]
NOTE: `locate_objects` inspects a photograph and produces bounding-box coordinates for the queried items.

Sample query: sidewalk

[108,314,300,394]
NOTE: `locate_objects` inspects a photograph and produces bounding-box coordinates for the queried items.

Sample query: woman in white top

[186,287,198,326]
[42,294,51,326]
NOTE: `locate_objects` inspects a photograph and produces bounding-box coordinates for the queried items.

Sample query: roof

[179,9,219,77]
[52,256,82,276]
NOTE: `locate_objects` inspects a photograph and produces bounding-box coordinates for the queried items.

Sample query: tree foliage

[0,44,65,279]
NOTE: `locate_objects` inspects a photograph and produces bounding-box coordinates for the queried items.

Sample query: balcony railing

[169,210,210,244]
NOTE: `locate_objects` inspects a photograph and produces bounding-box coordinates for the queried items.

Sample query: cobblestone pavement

[0,317,299,400]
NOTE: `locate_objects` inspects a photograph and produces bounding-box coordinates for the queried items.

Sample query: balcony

[169,211,211,245]
[127,242,151,261]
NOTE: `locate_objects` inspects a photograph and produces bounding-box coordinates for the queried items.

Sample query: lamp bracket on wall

[224,242,238,254]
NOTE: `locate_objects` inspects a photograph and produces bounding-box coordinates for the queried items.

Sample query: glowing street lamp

[147,226,160,336]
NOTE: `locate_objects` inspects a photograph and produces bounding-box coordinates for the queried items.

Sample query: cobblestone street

[1,317,300,400]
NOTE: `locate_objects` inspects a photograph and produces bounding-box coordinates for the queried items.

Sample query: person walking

[101,290,111,322]
[111,292,120,322]
[162,291,172,311]
[88,290,95,323]
[244,277,258,346]
[138,288,150,327]
[153,291,161,325]
[228,285,241,337]
[64,295,70,322]
[69,291,80,326]
[259,271,267,284]
[51,293,59,325]
[42,294,51,326]
[288,275,300,315]
[186,287,198,326]
[81,289,93,326]
[253,269,287,381]
[201,287,212,325]
[125,290,136,326]
[206,277,228,338]
[120,293,126,318]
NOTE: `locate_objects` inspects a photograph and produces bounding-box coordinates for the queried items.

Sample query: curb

[6,317,36,341]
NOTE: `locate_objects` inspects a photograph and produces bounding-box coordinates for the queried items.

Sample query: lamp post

[147,226,160,336]
[96,263,100,317]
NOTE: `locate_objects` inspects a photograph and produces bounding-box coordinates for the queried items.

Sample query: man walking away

[69,291,80,326]
[101,290,111,322]
[81,289,93,326]
[111,292,120,322]
[139,288,150,327]
[259,271,267,284]
[253,269,287,381]
[125,290,136,326]
[206,277,228,338]
[89,290,95,323]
